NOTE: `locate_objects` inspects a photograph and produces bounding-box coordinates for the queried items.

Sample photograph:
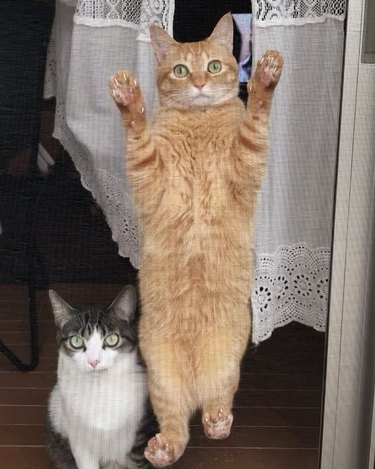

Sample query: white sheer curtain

[47,0,346,344]
[251,0,346,341]
[46,0,174,268]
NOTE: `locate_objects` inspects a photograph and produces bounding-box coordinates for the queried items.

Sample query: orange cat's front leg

[247,50,283,115]
[230,51,283,193]
[109,71,146,135]
[109,72,162,211]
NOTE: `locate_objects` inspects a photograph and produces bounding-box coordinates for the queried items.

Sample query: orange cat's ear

[209,13,234,51]
[149,23,176,64]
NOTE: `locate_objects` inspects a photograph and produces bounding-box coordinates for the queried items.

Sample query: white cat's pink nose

[88,359,99,368]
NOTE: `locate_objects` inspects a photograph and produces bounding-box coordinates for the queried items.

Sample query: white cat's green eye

[104,333,120,348]
[173,64,189,78]
[207,60,222,74]
[69,335,84,349]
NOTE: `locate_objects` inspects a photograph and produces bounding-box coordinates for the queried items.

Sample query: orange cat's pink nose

[89,359,99,368]
[193,81,206,90]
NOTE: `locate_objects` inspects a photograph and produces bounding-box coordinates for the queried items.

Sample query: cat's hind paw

[253,50,283,90]
[202,409,233,439]
[144,434,175,468]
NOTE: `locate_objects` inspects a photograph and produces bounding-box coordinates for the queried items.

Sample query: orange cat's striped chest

[136,101,247,238]
[157,128,231,224]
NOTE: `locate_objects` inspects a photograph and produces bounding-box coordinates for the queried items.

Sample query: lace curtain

[251,0,345,341]
[254,0,346,26]
[47,0,345,343]
[46,0,173,269]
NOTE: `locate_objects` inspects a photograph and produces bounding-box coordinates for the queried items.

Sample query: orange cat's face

[150,14,239,109]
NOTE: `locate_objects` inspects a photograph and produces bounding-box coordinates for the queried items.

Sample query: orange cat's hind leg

[195,324,249,440]
[200,372,237,441]
[145,433,175,468]
[144,386,191,467]
[141,338,194,467]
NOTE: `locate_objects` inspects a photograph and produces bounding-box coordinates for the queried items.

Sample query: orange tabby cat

[109,13,283,467]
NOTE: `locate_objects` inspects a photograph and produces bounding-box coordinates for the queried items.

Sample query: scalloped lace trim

[253,0,346,27]
[53,97,141,268]
[72,0,174,40]
[252,243,329,343]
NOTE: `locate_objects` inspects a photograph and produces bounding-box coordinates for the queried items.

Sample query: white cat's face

[49,286,138,373]
[65,328,124,372]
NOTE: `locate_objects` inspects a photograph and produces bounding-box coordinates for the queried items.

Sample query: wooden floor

[0,284,324,469]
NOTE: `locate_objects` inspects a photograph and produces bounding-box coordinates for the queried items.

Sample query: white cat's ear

[209,13,234,51]
[107,285,137,321]
[149,23,176,64]
[49,290,76,328]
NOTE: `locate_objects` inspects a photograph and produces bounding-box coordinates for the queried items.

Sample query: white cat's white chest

[54,353,147,434]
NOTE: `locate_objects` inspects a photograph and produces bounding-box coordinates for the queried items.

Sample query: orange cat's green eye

[173,64,189,78]
[207,60,222,74]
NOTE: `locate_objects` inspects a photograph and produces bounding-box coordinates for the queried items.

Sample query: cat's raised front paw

[253,50,283,90]
[144,433,175,468]
[109,71,142,110]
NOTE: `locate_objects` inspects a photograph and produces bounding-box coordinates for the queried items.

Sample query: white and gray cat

[46,285,157,469]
